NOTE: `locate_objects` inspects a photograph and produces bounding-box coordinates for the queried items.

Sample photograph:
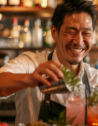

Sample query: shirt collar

[77,61,84,81]
[52,49,61,64]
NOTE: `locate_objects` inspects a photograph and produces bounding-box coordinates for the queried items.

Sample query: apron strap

[82,69,90,125]
[82,69,90,97]
[45,51,54,101]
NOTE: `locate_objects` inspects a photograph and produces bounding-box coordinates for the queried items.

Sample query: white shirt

[0,49,98,125]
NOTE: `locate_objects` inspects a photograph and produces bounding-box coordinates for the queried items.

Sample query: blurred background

[0,0,98,124]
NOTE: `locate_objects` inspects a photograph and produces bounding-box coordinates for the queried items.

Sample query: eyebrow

[82,28,92,31]
[65,27,92,31]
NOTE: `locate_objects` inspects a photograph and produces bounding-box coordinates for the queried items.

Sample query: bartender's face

[52,12,93,65]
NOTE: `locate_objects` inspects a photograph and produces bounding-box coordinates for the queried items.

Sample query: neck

[56,49,80,76]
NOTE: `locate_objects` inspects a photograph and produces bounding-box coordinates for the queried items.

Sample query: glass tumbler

[87,85,98,126]
[66,84,85,126]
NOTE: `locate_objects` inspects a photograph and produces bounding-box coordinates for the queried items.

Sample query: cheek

[84,35,93,48]
[88,37,93,48]
[61,34,73,45]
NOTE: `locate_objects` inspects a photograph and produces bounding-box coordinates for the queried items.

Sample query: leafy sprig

[61,65,80,91]
[87,89,98,106]
[49,110,78,126]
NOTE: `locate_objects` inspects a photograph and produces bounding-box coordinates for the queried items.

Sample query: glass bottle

[47,0,56,9]
[34,0,41,8]
[0,0,7,7]
[10,17,20,47]
[19,0,23,6]
[43,19,55,47]
[22,0,33,7]
[20,19,32,48]
[41,0,47,8]
[32,18,43,48]
[8,0,20,6]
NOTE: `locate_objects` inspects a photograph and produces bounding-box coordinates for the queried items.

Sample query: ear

[51,25,58,41]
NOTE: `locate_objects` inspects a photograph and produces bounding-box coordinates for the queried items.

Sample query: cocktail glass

[66,84,85,126]
[87,85,98,126]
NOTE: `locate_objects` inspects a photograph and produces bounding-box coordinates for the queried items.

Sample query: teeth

[70,49,82,52]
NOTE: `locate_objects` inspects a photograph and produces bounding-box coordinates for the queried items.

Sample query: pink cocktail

[66,95,85,126]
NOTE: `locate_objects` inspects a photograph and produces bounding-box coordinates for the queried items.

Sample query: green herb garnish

[61,65,80,91]
[87,89,98,106]
[49,110,78,126]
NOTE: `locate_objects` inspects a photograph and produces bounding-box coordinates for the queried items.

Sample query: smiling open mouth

[70,48,83,52]
[67,45,86,53]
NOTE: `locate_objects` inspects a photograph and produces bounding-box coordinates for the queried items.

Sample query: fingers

[38,60,63,79]
[34,74,52,87]
[31,60,64,88]
[31,72,52,87]
[38,68,60,82]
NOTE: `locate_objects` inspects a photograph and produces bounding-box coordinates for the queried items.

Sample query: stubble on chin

[67,59,82,65]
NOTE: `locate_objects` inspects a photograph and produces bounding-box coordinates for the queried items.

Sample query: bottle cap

[47,19,51,26]
[24,19,30,26]
[13,17,18,25]
[35,18,41,26]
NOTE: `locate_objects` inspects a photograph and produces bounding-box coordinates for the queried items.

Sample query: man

[0,0,97,125]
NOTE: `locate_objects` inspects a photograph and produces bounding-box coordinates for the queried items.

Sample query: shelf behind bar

[0,110,16,116]
[0,46,55,51]
[0,46,97,51]
[0,7,54,16]
[0,5,98,14]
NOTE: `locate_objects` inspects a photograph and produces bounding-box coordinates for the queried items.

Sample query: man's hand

[29,60,64,88]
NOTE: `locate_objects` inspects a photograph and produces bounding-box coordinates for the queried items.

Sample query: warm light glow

[0,13,2,20]
[41,0,47,8]
[24,27,28,32]
[40,13,53,18]
[18,25,22,31]
[18,41,24,48]
[2,28,10,37]
[93,0,98,5]
[92,123,98,126]
[71,98,74,101]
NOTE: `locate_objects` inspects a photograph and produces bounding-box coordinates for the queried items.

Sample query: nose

[73,32,84,46]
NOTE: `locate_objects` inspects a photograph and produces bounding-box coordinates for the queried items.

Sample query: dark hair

[51,0,97,32]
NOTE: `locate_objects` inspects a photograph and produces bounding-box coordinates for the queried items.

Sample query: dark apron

[38,51,90,125]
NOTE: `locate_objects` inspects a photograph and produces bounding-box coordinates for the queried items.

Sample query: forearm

[0,72,31,97]
[0,60,64,97]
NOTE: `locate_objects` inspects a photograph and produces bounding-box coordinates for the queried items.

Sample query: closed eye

[83,32,91,36]
[67,31,76,35]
